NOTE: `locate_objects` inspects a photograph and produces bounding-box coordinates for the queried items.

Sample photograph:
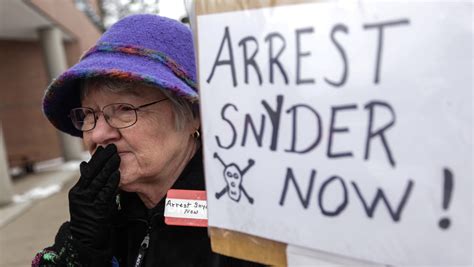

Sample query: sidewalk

[0,163,80,267]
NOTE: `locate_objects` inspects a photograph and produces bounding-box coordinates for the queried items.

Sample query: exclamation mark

[438,168,453,230]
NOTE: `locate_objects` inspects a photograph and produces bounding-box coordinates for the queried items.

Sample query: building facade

[0,0,102,170]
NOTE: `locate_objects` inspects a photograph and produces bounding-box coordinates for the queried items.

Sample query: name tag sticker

[164,189,208,227]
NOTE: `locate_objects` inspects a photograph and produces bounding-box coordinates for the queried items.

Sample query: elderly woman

[33,15,262,267]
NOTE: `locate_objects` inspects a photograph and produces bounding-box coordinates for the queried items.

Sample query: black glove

[69,144,121,249]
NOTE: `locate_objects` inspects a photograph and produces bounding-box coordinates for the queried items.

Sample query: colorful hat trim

[81,42,197,91]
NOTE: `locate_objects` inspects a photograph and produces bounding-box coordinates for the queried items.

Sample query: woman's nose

[90,114,120,145]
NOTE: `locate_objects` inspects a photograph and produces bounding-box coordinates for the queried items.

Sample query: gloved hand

[69,144,121,249]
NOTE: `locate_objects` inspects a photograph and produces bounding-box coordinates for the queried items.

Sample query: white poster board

[197,1,473,265]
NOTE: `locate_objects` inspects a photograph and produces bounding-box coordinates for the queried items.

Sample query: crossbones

[214,152,255,204]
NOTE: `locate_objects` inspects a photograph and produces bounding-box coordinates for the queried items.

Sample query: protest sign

[197,1,473,265]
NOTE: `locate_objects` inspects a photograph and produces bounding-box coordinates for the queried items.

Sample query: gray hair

[79,77,198,131]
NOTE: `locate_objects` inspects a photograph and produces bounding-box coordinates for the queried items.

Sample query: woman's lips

[118,151,133,159]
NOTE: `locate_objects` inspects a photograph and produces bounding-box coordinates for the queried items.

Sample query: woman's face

[81,83,199,193]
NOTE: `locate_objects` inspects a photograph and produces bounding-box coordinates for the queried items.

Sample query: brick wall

[0,40,61,166]
[0,0,101,168]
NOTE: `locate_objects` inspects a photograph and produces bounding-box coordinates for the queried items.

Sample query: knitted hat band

[81,42,197,90]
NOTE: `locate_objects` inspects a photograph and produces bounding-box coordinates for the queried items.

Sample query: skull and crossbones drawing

[214,152,255,204]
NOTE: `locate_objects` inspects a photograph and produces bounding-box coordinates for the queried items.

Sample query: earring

[192,129,200,139]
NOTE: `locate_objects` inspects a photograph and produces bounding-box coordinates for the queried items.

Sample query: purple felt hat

[42,14,197,137]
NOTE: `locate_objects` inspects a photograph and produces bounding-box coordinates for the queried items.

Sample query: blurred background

[0,1,187,265]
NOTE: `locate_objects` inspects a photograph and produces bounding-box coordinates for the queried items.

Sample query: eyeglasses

[70,99,168,132]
